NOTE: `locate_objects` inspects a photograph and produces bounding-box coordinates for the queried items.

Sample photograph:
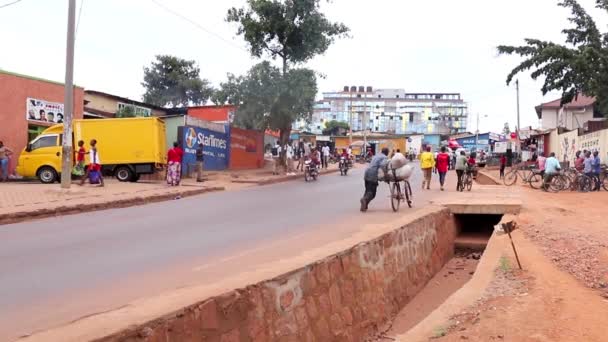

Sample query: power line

[0,0,23,9]
[76,0,85,37]
[149,0,249,53]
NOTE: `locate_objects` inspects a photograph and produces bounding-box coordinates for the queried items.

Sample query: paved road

[0,165,434,340]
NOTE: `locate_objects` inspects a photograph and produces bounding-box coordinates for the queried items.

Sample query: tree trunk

[279,127,291,172]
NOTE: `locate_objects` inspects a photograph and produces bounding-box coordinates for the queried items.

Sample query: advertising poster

[179,125,230,171]
[229,127,264,169]
[26,98,64,123]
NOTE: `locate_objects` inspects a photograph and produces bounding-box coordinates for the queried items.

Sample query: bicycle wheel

[548,175,565,192]
[578,175,593,193]
[404,181,412,208]
[503,170,518,186]
[466,177,473,191]
[528,173,543,189]
[602,175,608,191]
[391,182,401,212]
[520,169,532,184]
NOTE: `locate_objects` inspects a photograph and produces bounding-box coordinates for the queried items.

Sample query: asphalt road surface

[0,164,442,340]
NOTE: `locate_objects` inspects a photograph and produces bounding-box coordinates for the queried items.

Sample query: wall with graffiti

[558,129,608,164]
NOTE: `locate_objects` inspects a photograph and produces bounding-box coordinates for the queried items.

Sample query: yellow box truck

[16,117,167,183]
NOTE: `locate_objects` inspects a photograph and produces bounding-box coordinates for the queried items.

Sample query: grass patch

[431,326,447,339]
[499,256,511,272]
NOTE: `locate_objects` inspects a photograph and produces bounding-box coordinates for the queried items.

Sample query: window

[378,95,382,98]
[396,95,400,98]
[31,135,58,150]
[117,102,152,117]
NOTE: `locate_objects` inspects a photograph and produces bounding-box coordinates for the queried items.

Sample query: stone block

[317,293,331,314]
[328,283,342,311]
[305,298,319,319]
[341,307,354,326]
[329,313,345,335]
[314,318,331,341]
[295,305,309,330]
[219,329,240,342]
[200,299,220,331]
[328,257,343,281]
[314,263,331,286]
[340,280,355,305]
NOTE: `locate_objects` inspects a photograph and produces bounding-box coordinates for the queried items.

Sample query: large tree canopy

[227,0,350,73]
[498,0,608,115]
[214,61,318,134]
[225,0,349,145]
[142,55,213,108]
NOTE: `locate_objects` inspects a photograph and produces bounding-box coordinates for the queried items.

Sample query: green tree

[115,105,136,118]
[214,61,318,132]
[322,120,350,136]
[226,0,349,143]
[497,0,608,115]
[142,55,213,108]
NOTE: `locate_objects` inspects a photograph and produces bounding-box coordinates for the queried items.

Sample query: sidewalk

[0,180,224,225]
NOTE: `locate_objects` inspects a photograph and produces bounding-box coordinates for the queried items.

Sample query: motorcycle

[339,156,349,176]
[304,160,319,182]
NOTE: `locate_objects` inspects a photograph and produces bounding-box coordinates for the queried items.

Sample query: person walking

[592,151,601,191]
[436,146,450,191]
[583,151,594,186]
[0,141,13,182]
[271,140,282,175]
[285,142,295,175]
[419,146,435,190]
[195,142,204,182]
[322,143,330,169]
[80,139,104,187]
[166,142,184,186]
[360,147,389,212]
[72,140,86,177]
[455,150,467,191]
[499,154,507,179]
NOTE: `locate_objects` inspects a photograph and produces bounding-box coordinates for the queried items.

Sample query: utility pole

[60,0,76,189]
[516,79,521,155]
[475,112,480,152]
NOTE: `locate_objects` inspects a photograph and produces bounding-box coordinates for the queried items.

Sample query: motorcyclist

[309,148,321,170]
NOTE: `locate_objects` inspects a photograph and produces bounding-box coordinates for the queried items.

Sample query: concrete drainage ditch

[30,206,517,342]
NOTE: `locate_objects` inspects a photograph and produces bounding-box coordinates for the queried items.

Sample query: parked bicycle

[503,164,544,189]
[563,168,593,192]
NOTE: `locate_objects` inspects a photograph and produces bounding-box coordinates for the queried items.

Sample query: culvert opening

[454,214,503,251]
[383,213,504,337]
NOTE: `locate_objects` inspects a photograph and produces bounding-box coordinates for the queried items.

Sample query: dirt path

[437,230,608,342]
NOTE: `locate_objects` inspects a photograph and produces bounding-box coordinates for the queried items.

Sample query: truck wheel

[115,166,134,182]
[38,167,57,184]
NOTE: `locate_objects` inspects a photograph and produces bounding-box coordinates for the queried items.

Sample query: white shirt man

[322,145,330,157]
[285,144,295,175]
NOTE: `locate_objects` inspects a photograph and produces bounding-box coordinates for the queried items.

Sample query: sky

[1,0,606,133]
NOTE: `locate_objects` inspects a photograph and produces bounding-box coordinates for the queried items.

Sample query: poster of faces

[26,98,64,124]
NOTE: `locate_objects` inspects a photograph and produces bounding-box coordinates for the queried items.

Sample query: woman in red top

[436,146,450,191]
[166,142,184,186]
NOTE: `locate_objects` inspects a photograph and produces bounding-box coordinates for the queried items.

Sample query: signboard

[26,98,64,124]
[494,141,508,154]
[179,126,229,171]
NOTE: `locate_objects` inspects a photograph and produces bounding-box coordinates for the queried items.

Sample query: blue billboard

[179,126,230,171]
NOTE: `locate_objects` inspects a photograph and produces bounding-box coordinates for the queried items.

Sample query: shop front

[0,70,84,176]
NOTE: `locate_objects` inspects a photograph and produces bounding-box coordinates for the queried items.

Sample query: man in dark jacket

[196,143,204,182]
[360,147,389,212]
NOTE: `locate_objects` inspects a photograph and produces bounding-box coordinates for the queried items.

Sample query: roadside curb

[477,170,501,185]
[256,168,341,186]
[0,186,225,226]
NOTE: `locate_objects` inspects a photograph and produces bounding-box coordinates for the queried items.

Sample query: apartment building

[295,86,469,135]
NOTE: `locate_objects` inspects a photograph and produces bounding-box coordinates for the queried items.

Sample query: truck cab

[16,126,63,183]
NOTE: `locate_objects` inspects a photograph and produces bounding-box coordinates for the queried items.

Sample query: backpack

[271,147,278,157]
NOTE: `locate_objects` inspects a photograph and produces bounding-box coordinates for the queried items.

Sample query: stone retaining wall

[95,208,457,342]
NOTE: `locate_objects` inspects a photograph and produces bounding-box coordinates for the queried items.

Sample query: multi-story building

[295,86,469,135]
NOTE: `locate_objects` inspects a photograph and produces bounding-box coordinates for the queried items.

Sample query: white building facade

[295,87,469,135]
